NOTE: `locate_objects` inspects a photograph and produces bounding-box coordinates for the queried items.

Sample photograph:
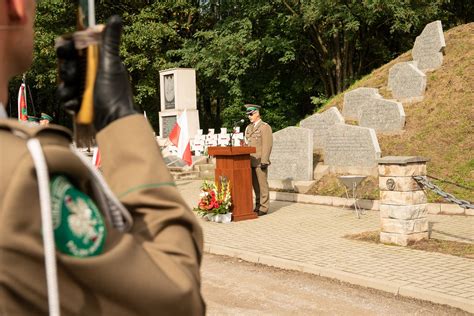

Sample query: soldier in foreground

[244,104,273,216]
[0,1,204,314]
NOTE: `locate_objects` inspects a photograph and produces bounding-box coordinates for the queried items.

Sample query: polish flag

[168,110,192,165]
[92,147,101,168]
[17,83,28,121]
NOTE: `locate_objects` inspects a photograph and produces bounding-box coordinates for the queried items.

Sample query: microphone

[233,119,245,126]
[229,119,244,147]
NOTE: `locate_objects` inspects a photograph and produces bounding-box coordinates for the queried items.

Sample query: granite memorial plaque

[268,127,313,181]
[162,115,177,138]
[300,107,345,149]
[342,88,382,120]
[388,62,426,102]
[412,20,446,72]
[387,61,417,90]
[358,98,406,133]
[324,124,381,168]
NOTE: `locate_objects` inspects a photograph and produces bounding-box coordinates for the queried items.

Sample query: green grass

[345,230,474,259]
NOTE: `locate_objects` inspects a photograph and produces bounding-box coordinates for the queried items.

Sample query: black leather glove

[260,163,269,169]
[56,15,136,131]
[93,15,136,131]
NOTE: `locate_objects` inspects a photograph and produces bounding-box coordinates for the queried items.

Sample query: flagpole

[18,74,27,121]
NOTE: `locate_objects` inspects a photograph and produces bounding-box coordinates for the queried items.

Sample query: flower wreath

[194,178,232,217]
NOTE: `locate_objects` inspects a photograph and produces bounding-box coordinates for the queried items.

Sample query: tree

[8,0,75,125]
[280,0,446,96]
[12,0,465,134]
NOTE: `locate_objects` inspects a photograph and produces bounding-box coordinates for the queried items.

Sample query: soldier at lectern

[244,104,273,216]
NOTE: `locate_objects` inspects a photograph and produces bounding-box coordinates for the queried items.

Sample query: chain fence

[413,175,474,209]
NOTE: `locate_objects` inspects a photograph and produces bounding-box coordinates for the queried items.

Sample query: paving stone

[177,180,474,313]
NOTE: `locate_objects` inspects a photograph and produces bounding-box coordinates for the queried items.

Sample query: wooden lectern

[207,146,257,221]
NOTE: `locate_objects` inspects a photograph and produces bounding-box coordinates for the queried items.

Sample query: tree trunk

[333,31,342,94]
[342,31,350,90]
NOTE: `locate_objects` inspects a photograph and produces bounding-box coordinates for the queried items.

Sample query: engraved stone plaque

[324,124,381,168]
[342,88,382,120]
[358,98,405,133]
[162,115,177,138]
[300,107,345,149]
[388,63,426,102]
[412,20,445,72]
[268,127,313,181]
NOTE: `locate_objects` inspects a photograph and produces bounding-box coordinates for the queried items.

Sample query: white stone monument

[159,68,200,138]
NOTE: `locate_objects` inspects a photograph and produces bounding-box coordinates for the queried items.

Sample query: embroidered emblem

[50,175,106,257]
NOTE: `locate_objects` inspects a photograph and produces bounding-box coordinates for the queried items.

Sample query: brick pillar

[378,156,429,246]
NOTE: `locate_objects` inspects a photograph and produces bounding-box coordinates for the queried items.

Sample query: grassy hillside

[319,23,473,202]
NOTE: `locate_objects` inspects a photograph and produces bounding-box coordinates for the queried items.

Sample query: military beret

[41,113,53,122]
[244,104,261,114]
[27,116,40,123]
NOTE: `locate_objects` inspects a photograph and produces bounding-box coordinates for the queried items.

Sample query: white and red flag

[168,110,192,166]
[92,147,101,168]
[17,83,28,121]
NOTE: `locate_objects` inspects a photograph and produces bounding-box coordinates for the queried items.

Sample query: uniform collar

[0,103,7,119]
[253,119,261,127]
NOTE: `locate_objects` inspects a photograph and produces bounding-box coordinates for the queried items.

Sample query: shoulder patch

[50,175,106,257]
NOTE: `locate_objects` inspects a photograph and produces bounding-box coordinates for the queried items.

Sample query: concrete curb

[205,243,474,313]
[269,191,472,216]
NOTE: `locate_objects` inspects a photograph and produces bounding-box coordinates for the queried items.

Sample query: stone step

[199,170,215,180]
[195,163,215,172]
[171,170,200,180]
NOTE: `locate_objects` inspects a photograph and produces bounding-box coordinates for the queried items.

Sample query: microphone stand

[229,127,235,148]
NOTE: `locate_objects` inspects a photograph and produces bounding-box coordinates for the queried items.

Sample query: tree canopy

[8,0,471,132]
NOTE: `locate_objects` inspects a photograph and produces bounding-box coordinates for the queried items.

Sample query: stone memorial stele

[412,20,446,72]
[268,127,313,181]
[388,62,426,102]
[358,98,405,133]
[324,124,381,174]
[342,88,382,120]
[300,107,345,149]
[387,61,417,90]
[159,68,200,138]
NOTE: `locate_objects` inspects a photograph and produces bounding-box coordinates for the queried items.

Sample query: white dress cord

[71,145,133,232]
[27,139,60,316]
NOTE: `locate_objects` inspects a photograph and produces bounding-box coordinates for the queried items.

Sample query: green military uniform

[0,114,205,315]
[245,119,273,213]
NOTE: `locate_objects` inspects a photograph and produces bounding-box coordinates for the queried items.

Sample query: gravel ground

[202,253,472,316]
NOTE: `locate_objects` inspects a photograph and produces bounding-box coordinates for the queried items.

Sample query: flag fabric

[92,147,101,168]
[168,110,192,166]
[17,83,28,121]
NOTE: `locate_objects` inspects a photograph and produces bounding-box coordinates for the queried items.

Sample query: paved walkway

[177,180,474,313]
